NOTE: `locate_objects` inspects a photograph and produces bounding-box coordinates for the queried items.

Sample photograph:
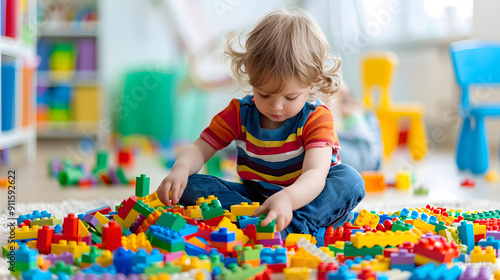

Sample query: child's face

[253,77,311,128]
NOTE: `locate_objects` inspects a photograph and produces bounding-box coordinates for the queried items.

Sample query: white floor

[1,139,500,212]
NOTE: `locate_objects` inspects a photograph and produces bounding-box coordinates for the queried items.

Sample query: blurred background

[1,0,500,206]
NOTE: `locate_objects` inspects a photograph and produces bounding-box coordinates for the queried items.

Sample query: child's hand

[157,168,189,207]
[252,191,293,232]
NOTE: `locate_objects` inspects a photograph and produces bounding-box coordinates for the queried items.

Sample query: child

[157,9,365,238]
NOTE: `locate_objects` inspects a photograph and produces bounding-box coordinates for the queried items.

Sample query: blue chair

[449,40,500,174]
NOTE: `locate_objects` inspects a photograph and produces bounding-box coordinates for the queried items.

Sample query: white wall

[99,0,500,154]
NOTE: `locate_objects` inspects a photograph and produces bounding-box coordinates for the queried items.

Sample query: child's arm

[253,144,332,231]
[157,137,217,207]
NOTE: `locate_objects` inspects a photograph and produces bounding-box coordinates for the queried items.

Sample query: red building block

[102,221,122,251]
[36,225,54,254]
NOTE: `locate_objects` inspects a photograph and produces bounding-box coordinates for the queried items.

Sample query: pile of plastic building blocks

[4,173,500,280]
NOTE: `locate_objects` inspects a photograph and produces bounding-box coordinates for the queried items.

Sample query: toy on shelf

[361,52,428,162]
[450,40,500,174]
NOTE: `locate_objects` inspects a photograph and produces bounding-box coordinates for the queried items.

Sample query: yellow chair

[361,52,428,161]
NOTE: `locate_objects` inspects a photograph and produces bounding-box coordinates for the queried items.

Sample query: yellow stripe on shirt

[241,126,304,148]
[236,165,302,182]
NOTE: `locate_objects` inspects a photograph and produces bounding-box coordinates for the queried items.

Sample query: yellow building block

[121,232,153,253]
[183,206,202,219]
[285,234,312,247]
[351,231,418,249]
[354,209,380,228]
[438,227,460,244]
[494,269,500,280]
[290,248,321,269]
[257,232,275,240]
[215,217,249,246]
[414,254,441,266]
[195,195,218,206]
[141,192,164,208]
[96,250,113,267]
[78,220,90,237]
[230,202,260,222]
[473,223,486,235]
[395,171,411,190]
[94,212,110,233]
[413,218,436,233]
[284,267,311,280]
[51,240,90,259]
[351,256,390,272]
[471,246,496,263]
[30,217,62,227]
[175,255,210,271]
[14,225,40,240]
[121,209,140,229]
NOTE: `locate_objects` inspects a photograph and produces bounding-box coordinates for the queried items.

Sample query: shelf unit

[0,0,37,164]
[36,0,101,139]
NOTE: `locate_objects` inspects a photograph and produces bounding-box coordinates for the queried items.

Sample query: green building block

[235,244,263,261]
[429,221,447,233]
[144,262,182,275]
[116,168,129,184]
[217,263,267,280]
[200,200,224,221]
[256,214,276,233]
[150,237,185,252]
[328,244,344,256]
[207,156,224,178]
[93,151,108,174]
[58,167,85,186]
[156,212,187,232]
[391,220,413,232]
[81,246,102,264]
[343,241,383,257]
[49,261,75,275]
[133,200,154,217]
[135,174,150,197]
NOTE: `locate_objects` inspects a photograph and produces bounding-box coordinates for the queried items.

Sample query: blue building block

[350,212,359,224]
[21,269,52,280]
[457,221,475,254]
[315,227,326,247]
[185,242,207,256]
[17,210,51,225]
[82,264,117,275]
[237,216,259,229]
[132,248,163,266]
[409,263,461,280]
[379,214,392,224]
[351,229,365,234]
[399,208,410,218]
[223,257,238,267]
[16,244,38,263]
[113,247,133,275]
[478,236,500,250]
[260,247,287,264]
[146,225,184,245]
[53,224,63,234]
[327,265,356,280]
[211,228,236,242]
[178,223,198,237]
[391,264,415,271]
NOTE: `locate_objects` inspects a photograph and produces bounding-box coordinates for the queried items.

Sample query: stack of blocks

[10,173,500,279]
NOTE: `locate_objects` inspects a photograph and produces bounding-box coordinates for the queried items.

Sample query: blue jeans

[179,163,366,240]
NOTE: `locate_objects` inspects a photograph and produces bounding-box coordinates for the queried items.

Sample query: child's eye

[286,96,297,101]
[259,92,269,98]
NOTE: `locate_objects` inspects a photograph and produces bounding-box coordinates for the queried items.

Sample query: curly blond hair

[224,9,342,99]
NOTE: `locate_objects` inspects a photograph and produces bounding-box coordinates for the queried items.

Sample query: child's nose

[271,100,283,111]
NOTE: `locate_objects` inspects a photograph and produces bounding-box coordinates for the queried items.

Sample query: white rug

[2,197,500,278]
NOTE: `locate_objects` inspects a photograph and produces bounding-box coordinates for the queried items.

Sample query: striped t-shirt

[201,95,340,195]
